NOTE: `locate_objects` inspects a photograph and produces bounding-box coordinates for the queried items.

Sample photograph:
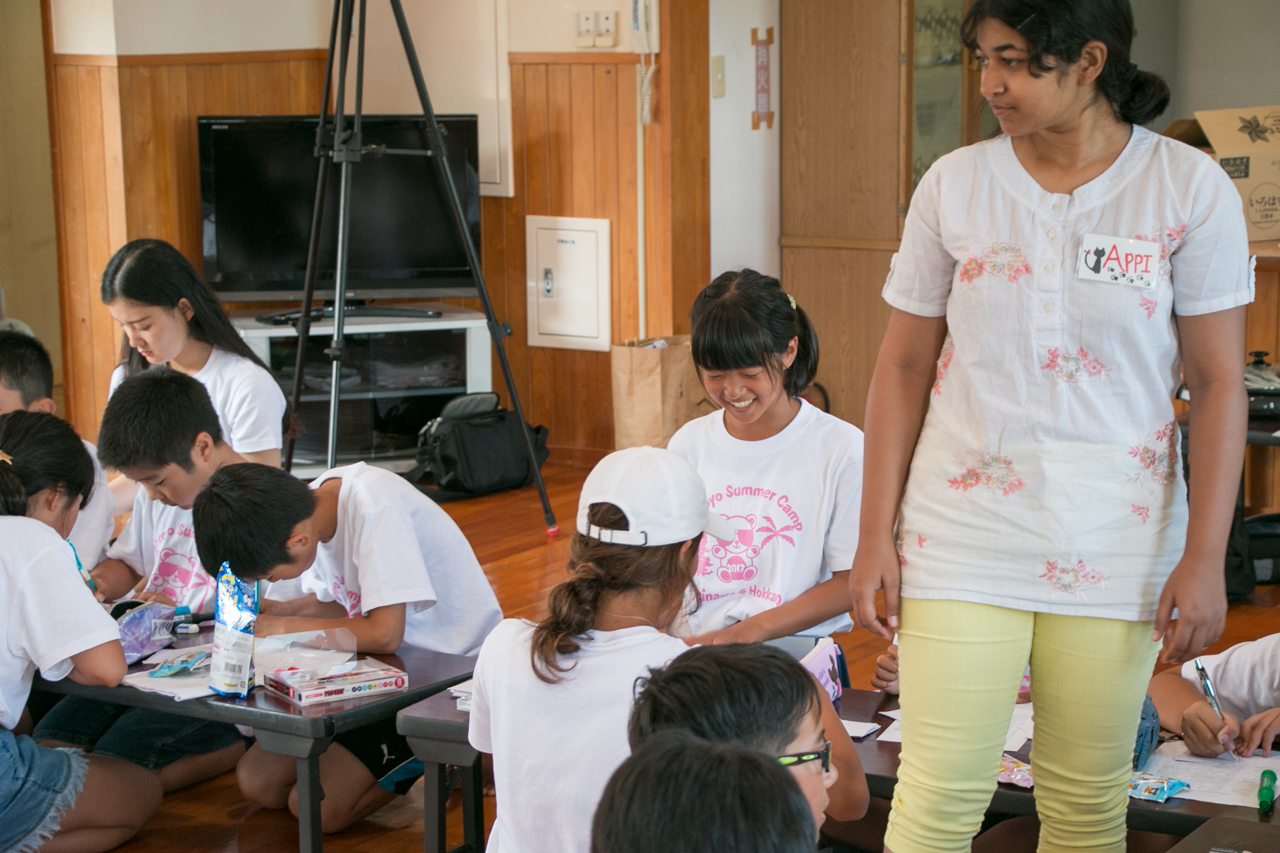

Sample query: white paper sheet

[1005,704,1035,752]
[842,719,882,738]
[877,720,904,743]
[879,709,902,720]
[871,705,1034,750]
[1143,741,1280,807]
[122,670,214,701]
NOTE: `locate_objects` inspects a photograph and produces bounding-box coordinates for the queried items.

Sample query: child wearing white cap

[467,446,734,853]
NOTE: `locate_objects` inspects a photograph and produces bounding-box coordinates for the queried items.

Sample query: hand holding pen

[1182,659,1240,758]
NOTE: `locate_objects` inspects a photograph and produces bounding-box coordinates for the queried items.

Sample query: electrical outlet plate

[576,10,595,47]
[598,11,616,34]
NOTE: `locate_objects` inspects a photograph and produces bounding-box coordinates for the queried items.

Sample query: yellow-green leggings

[884,598,1160,853]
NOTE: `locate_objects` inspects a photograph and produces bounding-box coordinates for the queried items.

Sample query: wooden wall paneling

[499,63,531,410]
[593,64,622,345]
[780,0,902,243]
[615,63,640,342]
[782,247,895,428]
[546,65,573,216]
[52,65,93,430]
[664,0,710,334]
[569,64,596,218]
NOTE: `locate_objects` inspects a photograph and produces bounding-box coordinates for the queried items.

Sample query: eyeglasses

[777,740,831,773]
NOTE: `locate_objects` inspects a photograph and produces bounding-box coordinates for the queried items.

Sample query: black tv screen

[198,114,480,301]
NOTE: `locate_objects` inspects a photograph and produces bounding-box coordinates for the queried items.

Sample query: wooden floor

[112,462,1280,853]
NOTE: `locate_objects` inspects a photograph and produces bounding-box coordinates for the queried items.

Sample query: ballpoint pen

[1194,658,1236,756]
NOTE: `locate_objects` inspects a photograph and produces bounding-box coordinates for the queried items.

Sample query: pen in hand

[1194,658,1236,755]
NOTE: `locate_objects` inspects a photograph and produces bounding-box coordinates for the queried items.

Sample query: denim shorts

[33,696,244,771]
[0,728,88,853]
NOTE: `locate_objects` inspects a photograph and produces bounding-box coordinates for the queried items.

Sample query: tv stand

[257,304,444,326]
[233,302,491,478]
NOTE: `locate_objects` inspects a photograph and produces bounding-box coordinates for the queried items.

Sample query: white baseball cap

[577,447,735,547]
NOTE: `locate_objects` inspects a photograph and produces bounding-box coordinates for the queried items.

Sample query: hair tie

[787,294,796,311]
[0,449,11,465]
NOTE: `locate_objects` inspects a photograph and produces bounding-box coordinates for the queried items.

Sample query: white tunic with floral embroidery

[884,125,1253,620]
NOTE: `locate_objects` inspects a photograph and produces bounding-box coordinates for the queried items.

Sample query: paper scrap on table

[1142,741,1280,808]
[842,719,881,738]
[877,720,904,743]
[449,679,473,697]
[874,706,1033,750]
[122,670,214,701]
[1005,703,1035,752]
[879,708,902,720]
[144,644,213,665]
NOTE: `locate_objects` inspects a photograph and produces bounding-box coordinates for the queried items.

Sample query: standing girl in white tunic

[848,3,1250,852]
[101,239,286,509]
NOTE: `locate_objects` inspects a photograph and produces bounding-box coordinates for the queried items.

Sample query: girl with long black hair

[102,239,285,469]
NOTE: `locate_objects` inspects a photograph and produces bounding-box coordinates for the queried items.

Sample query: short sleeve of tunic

[883,166,954,318]
[1167,158,1254,316]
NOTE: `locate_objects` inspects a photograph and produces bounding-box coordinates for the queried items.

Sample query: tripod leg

[284,0,342,474]
[387,0,557,531]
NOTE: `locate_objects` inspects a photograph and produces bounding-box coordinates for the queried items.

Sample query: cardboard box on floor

[611,335,714,449]
[1164,106,1280,242]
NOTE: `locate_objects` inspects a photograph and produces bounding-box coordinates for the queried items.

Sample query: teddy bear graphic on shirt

[699,512,801,584]
[145,547,212,608]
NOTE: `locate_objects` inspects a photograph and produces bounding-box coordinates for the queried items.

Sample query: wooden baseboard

[547,445,610,469]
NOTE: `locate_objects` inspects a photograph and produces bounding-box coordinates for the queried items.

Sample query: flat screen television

[198,114,480,301]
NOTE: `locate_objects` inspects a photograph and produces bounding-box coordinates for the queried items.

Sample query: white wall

[1132,0,1280,127]
[508,0,657,53]
[1174,0,1280,120]
[49,0,116,54]
[708,0,779,279]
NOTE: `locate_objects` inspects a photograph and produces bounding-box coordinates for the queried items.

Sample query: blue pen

[66,539,97,592]
[1195,658,1236,755]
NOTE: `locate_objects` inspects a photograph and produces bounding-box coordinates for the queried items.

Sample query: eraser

[175,623,200,634]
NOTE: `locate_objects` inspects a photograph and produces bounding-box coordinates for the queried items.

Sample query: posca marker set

[263,659,408,706]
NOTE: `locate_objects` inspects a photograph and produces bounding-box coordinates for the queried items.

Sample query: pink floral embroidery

[917,534,927,549]
[1139,295,1157,320]
[948,454,1026,496]
[1133,224,1186,286]
[1040,559,1108,596]
[1131,504,1150,524]
[895,530,908,567]
[957,242,1032,289]
[1128,421,1179,489]
[933,337,955,395]
[1041,346,1107,383]
[982,243,1033,283]
[1166,224,1187,251]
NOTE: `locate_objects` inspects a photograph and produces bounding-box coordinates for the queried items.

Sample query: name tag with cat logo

[1076,233,1161,290]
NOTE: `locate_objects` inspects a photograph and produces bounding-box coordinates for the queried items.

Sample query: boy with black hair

[35,368,251,794]
[0,330,114,564]
[192,460,502,831]
[86,368,251,610]
[629,644,869,835]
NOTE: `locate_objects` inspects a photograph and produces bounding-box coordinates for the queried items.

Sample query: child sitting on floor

[592,729,817,853]
[35,370,254,793]
[627,643,868,836]
[192,458,503,832]
[1148,632,1280,757]
[0,411,161,853]
[468,446,735,853]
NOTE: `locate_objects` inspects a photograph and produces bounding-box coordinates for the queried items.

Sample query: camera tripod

[282,0,557,535]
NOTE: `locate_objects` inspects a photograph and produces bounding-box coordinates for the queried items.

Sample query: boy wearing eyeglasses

[628,643,868,836]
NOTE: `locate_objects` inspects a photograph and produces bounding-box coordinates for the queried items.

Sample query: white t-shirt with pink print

[667,398,863,637]
[106,490,215,613]
[300,463,503,656]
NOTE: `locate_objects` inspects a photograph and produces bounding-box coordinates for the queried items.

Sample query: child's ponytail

[531,502,699,683]
[0,411,94,518]
[689,269,819,398]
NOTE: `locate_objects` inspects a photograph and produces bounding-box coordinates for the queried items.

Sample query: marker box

[263,659,408,706]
